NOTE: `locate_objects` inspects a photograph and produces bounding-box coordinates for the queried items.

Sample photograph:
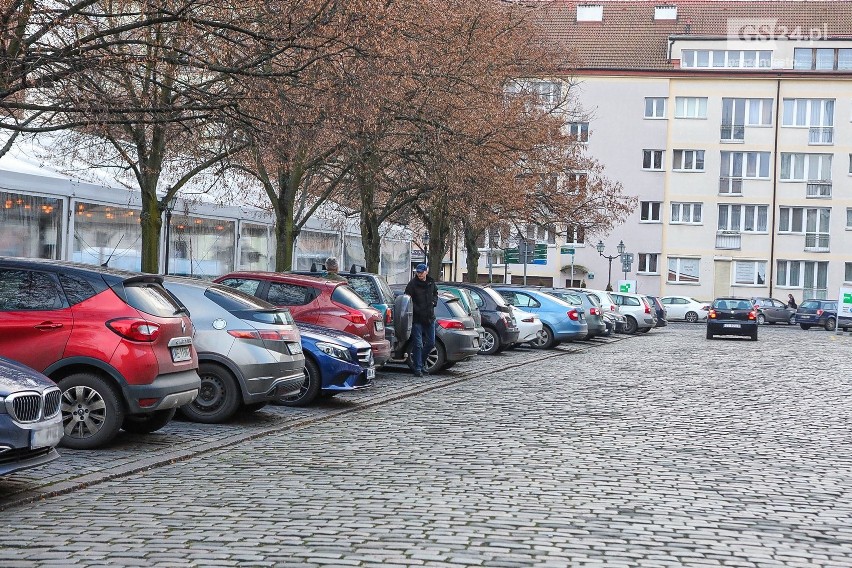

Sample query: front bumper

[0,413,62,475]
[123,370,201,414]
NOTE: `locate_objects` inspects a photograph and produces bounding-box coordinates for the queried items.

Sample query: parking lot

[2,323,852,566]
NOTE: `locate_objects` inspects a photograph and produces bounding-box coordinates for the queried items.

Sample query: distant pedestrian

[787,294,798,309]
[324,257,346,281]
[404,263,437,377]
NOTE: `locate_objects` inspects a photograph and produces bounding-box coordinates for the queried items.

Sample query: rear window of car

[800,300,821,309]
[205,285,272,311]
[124,282,182,317]
[345,275,380,304]
[483,287,508,307]
[585,293,601,307]
[713,298,752,310]
[441,298,468,319]
[331,285,370,309]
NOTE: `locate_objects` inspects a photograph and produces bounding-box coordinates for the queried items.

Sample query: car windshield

[331,285,371,309]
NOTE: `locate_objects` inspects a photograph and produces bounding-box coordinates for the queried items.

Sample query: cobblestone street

[2,324,852,567]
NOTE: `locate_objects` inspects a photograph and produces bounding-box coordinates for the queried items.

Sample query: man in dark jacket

[404,263,438,377]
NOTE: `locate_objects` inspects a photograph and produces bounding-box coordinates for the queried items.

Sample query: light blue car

[491,287,588,349]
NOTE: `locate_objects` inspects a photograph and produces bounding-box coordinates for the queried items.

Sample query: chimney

[577,4,604,22]
[654,5,678,21]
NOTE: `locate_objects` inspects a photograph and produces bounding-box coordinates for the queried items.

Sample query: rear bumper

[442,331,481,363]
[498,327,520,346]
[370,339,392,366]
[244,369,306,403]
[707,321,757,336]
[123,370,201,414]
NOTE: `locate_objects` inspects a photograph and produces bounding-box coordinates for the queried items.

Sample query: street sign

[621,252,634,273]
[533,243,548,264]
[504,247,519,264]
[618,280,636,293]
[837,285,852,334]
[560,246,576,255]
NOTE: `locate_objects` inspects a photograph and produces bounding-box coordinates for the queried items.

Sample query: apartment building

[463,1,852,301]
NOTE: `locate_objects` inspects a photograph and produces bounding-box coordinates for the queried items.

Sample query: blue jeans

[410,320,436,371]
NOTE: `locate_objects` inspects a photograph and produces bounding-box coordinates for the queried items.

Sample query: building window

[847,208,852,229]
[506,80,563,109]
[644,97,666,118]
[638,253,659,274]
[563,172,587,195]
[776,260,802,287]
[682,50,771,69]
[642,150,664,171]
[568,122,589,143]
[779,207,804,233]
[565,225,585,244]
[734,261,767,285]
[640,201,662,222]
[794,48,852,71]
[780,153,832,181]
[721,98,773,140]
[673,149,705,171]
[777,260,828,297]
[782,99,834,127]
[674,97,708,119]
[846,262,852,283]
[717,204,768,232]
[667,257,700,284]
[670,202,702,224]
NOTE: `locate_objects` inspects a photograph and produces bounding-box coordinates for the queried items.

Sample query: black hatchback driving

[706,297,758,340]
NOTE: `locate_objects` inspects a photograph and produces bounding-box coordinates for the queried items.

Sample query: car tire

[624,316,638,334]
[121,408,177,435]
[479,327,500,355]
[425,341,446,374]
[751,330,758,341]
[529,325,555,349]
[278,357,321,407]
[800,324,812,330]
[685,311,699,323]
[756,313,766,325]
[825,317,836,332]
[788,314,796,325]
[180,363,242,423]
[706,329,714,340]
[639,327,651,333]
[442,361,456,370]
[58,373,124,450]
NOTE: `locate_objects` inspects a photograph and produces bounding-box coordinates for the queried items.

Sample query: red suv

[215,272,391,366]
[0,259,200,449]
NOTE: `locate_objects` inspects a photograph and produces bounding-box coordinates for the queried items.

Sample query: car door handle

[34,322,64,330]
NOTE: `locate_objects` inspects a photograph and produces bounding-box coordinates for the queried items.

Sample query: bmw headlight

[315,342,353,362]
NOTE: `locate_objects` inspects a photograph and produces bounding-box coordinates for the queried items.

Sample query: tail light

[106,318,160,342]
[708,309,717,319]
[385,308,393,325]
[817,309,824,316]
[754,304,759,311]
[748,311,757,320]
[610,304,617,311]
[702,305,710,311]
[521,317,534,323]
[643,299,651,314]
[228,329,284,340]
[589,307,599,316]
[342,310,367,325]
[567,309,579,321]
[437,319,464,330]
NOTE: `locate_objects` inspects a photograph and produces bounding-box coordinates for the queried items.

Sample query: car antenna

[101,235,124,267]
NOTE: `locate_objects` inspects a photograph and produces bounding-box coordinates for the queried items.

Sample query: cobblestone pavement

[2,324,852,567]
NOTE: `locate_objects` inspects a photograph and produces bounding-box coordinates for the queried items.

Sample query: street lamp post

[423,230,429,268]
[163,194,178,275]
[596,239,625,292]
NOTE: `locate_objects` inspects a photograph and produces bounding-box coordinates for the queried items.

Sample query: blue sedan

[492,287,588,349]
[277,324,375,406]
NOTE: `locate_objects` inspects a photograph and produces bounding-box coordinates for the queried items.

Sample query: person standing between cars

[324,257,347,281]
[787,294,798,309]
[405,263,438,377]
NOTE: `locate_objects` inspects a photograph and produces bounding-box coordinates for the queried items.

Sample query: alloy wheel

[61,385,108,440]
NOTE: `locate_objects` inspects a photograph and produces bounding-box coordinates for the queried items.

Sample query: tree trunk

[357,156,382,273]
[426,200,451,280]
[463,222,483,283]
[272,165,302,271]
[139,186,163,274]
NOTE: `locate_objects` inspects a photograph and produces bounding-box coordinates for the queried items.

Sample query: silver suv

[607,291,657,334]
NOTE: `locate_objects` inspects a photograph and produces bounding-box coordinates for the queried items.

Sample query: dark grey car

[541,288,607,339]
[751,297,796,325]
[164,278,306,423]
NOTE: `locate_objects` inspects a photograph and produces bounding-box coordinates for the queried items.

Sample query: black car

[437,282,520,355]
[645,295,668,328]
[794,299,852,331]
[706,297,758,340]
[0,356,64,475]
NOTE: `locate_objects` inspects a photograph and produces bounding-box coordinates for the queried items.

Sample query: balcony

[715,231,741,250]
[806,181,832,198]
[720,125,745,142]
[804,232,830,252]
[808,127,833,145]
[719,177,743,194]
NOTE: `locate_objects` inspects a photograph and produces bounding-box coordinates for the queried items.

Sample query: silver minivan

[164,278,306,423]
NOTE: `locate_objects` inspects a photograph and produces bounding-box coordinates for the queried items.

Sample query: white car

[511,306,544,345]
[660,295,709,323]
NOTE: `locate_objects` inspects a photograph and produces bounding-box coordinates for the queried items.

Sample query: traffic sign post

[621,252,634,281]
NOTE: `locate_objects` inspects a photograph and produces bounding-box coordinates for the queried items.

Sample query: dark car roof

[218,271,342,289]
[0,256,163,286]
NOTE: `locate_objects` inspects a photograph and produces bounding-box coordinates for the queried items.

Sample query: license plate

[171,345,191,362]
[375,321,384,332]
[723,323,741,328]
[287,342,303,355]
[366,367,376,380]
[31,421,63,449]
[472,338,480,348]
[800,315,812,319]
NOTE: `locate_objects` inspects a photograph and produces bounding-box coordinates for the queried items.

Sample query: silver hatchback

[164,278,306,423]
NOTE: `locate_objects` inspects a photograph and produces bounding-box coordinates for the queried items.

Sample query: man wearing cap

[324,257,346,281]
[404,263,438,377]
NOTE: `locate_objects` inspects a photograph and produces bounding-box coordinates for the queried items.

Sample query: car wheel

[121,408,176,435]
[639,327,651,333]
[685,311,698,323]
[278,357,321,407]
[529,325,555,349]
[624,316,638,334]
[706,329,714,340]
[825,317,836,332]
[180,363,242,423]
[756,313,766,325]
[241,402,269,413]
[751,330,758,341]
[58,373,124,450]
[425,341,446,374]
[800,324,812,330]
[788,314,796,325]
[479,327,500,355]
[442,361,456,370]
